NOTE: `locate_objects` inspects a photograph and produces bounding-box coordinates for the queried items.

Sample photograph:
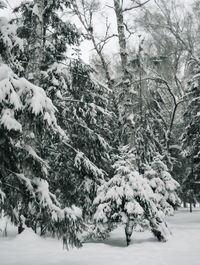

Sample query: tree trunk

[113,0,136,147]
[18,215,25,234]
[22,0,45,230]
[3,221,8,237]
[18,223,24,234]
[190,201,193,213]
[113,0,128,78]
[125,216,135,246]
[26,0,44,85]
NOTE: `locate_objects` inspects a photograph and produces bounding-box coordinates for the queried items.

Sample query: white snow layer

[0,64,68,140]
[0,208,200,265]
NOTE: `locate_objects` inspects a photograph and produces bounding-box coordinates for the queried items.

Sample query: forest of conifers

[0,0,199,248]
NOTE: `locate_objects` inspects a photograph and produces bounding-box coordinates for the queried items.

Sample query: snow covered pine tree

[182,58,200,209]
[0,3,83,248]
[93,146,171,246]
[11,0,114,221]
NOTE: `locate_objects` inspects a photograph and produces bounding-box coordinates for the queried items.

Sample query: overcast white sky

[0,0,195,63]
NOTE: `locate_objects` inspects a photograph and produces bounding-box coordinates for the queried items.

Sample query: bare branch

[123,21,136,38]
[97,34,118,52]
[122,0,150,12]
[105,4,115,10]
[71,0,114,89]
[95,16,112,51]
[153,0,199,63]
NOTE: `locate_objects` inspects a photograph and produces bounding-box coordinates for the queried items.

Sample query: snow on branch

[88,103,113,118]
[15,172,82,223]
[0,17,24,59]
[16,173,35,196]
[74,151,105,178]
[0,64,68,140]
[0,186,5,203]
[0,108,22,132]
[24,144,49,174]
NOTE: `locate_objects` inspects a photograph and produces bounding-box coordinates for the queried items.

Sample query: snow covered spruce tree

[0,62,83,247]
[134,85,168,172]
[144,155,180,215]
[0,3,84,248]
[41,59,114,220]
[52,61,114,219]
[11,0,114,223]
[182,58,200,209]
[132,76,181,214]
[93,146,171,245]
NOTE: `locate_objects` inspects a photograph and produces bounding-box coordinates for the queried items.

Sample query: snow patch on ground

[0,208,200,265]
[15,228,41,244]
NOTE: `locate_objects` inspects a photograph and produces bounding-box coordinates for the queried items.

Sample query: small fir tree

[93,146,171,246]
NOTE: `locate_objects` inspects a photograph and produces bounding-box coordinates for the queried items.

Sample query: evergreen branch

[2,182,24,195]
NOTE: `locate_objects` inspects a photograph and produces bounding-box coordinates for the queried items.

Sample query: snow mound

[15,228,40,243]
[0,64,13,81]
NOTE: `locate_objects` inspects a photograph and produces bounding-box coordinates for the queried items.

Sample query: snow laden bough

[93,146,171,246]
[0,64,83,249]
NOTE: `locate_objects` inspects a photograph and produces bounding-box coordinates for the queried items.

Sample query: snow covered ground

[0,208,200,265]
